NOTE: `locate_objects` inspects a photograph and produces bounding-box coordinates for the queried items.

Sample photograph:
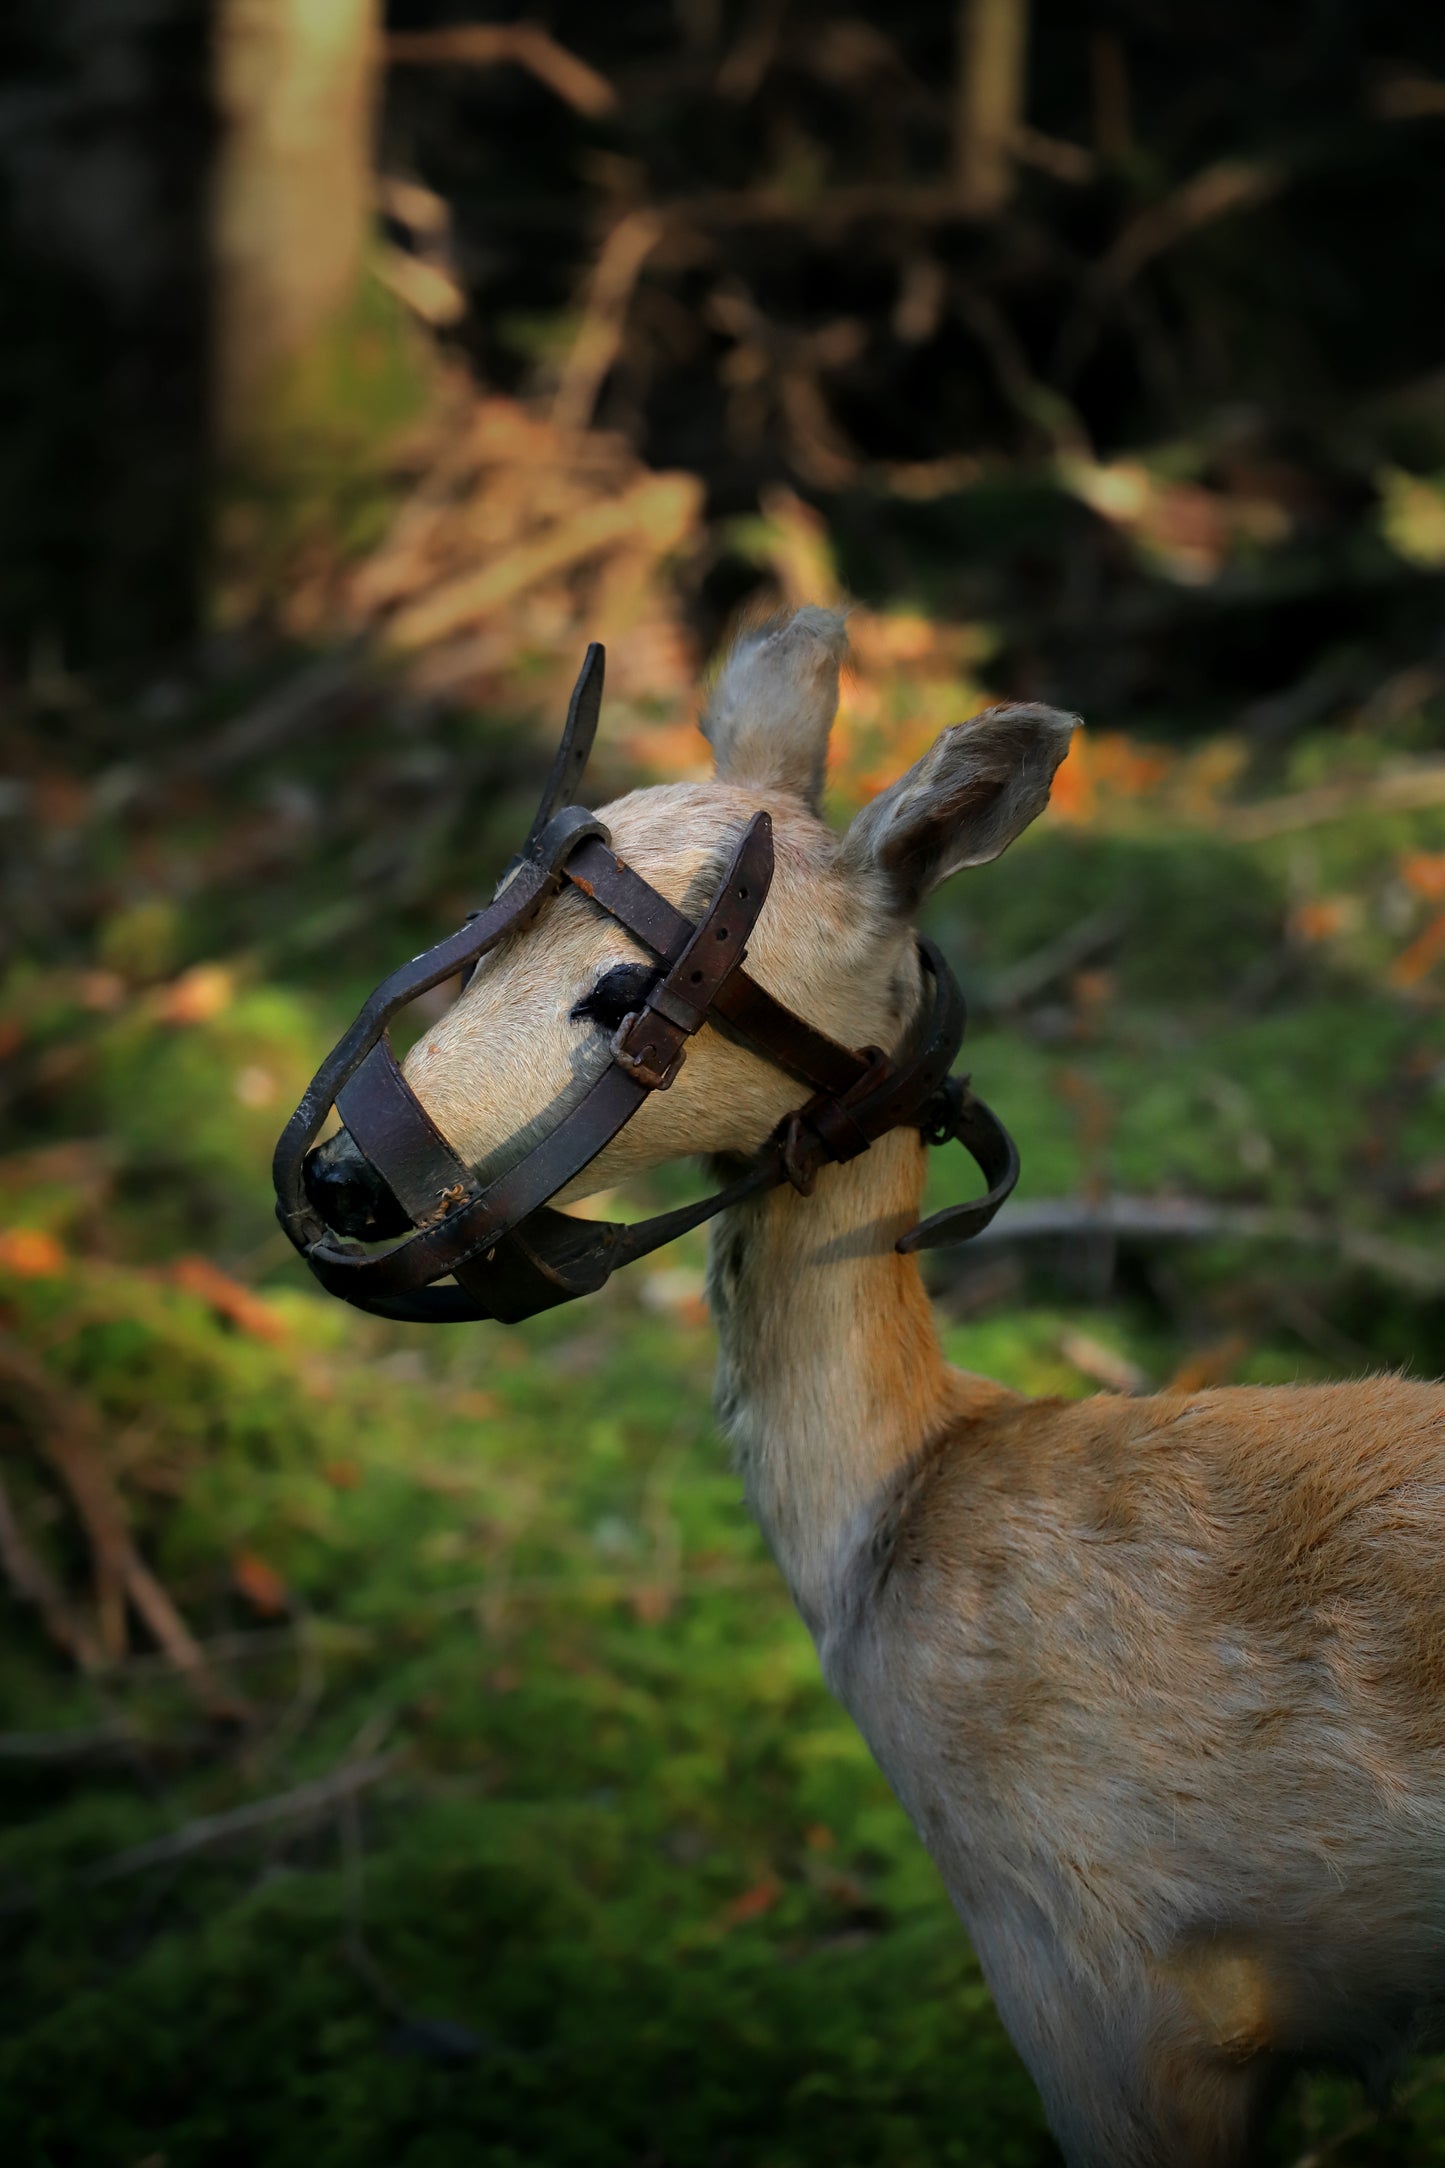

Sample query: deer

[306,608,1445,2166]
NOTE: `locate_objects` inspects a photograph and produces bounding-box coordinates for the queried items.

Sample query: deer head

[308,608,1075,1235]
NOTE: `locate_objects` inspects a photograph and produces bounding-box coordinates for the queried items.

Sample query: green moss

[5,681,1445,2164]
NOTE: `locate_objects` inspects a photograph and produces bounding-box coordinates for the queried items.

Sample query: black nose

[303,1129,412,1241]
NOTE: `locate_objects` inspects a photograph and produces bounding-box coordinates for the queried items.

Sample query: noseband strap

[273,643,1020,1324]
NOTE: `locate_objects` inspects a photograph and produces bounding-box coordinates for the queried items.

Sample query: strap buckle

[919,1074,970,1149]
[611,1012,686,1091]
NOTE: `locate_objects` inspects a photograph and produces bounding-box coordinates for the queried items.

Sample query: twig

[665,181,1015,229]
[340,1785,409,2018]
[79,1752,396,1887]
[0,1722,135,1761]
[954,284,1088,457]
[1056,1327,1149,1395]
[109,1623,301,1678]
[386,471,702,650]
[1094,160,1283,294]
[1055,158,1283,385]
[0,1334,242,1714]
[1011,124,1094,185]
[384,26,616,118]
[981,906,1126,1012]
[1212,762,1445,843]
[1370,75,1445,121]
[0,1463,103,1672]
[954,0,1031,217]
[1285,2059,1440,2166]
[180,649,362,777]
[550,210,665,435]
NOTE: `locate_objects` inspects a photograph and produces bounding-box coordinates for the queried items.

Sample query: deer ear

[842,703,1079,910]
[701,607,847,810]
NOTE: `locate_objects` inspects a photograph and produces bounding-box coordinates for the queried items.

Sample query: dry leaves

[169,1256,288,1344]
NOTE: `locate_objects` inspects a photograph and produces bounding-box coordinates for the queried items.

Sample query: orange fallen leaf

[232,1549,289,1616]
[154,964,233,1026]
[1290,897,1351,944]
[1400,852,1445,902]
[323,1458,362,1490]
[77,969,127,1013]
[718,1875,782,1929]
[804,1823,836,1852]
[1166,1335,1252,1394]
[170,1255,287,1342]
[628,1582,675,1625]
[452,1389,501,1420]
[1389,912,1445,989]
[0,1226,66,1278]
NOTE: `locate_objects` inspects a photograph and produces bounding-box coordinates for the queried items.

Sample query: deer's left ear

[841,703,1079,909]
[702,607,847,810]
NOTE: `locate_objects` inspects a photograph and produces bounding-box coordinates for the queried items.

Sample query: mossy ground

[3,689,1444,2166]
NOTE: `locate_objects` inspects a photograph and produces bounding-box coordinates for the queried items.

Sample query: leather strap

[274,638,1022,1326]
[564,838,867,1097]
[302,814,777,1305]
[336,1039,476,1226]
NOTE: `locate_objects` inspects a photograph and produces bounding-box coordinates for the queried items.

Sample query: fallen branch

[1212,762,1445,843]
[1055,157,1283,384]
[0,1462,102,1672]
[384,26,616,118]
[0,1752,399,1917]
[1094,159,1283,295]
[981,905,1126,1012]
[0,1723,135,1761]
[180,648,363,778]
[0,1334,244,1715]
[386,471,702,650]
[81,1750,397,1885]
[958,1196,1445,1296]
[550,210,665,436]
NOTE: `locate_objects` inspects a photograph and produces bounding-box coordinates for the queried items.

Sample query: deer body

[711,1118,1445,2164]
[315,607,1445,2163]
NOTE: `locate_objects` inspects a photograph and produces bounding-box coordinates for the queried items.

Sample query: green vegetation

[3,681,1444,2165]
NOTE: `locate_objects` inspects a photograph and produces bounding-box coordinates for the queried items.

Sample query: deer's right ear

[701,607,847,811]
[841,703,1078,911]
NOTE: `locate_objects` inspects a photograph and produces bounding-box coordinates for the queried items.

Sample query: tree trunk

[212,0,382,449]
[953,0,1030,218]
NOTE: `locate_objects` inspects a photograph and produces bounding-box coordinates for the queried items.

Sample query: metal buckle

[920,1074,969,1149]
[610,1012,686,1091]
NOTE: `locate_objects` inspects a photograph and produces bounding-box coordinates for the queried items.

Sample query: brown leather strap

[565,837,867,1097]
[273,805,606,1248]
[278,772,1020,1327]
[611,813,772,1087]
[337,1039,476,1226]
[306,815,777,1302]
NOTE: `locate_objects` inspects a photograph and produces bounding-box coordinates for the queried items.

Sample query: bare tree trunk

[953,0,1030,217]
[212,0,381,448]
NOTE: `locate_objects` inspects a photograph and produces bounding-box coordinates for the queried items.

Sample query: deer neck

[707,1125,985,1643]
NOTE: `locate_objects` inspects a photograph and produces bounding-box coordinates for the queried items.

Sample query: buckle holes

[690,969,703,983]
[716,926,729,941]
[738,886,749,900]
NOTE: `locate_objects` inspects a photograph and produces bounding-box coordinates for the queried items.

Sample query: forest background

[3,3,1445,2162]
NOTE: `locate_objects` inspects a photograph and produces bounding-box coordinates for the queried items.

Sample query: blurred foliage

[4,1,1445,2162]
[3,626,1445,2161]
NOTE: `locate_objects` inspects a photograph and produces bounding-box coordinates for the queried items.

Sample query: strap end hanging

[523,641,605,855]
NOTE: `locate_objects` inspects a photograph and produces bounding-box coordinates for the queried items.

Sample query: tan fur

[399,612,1445,2167]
